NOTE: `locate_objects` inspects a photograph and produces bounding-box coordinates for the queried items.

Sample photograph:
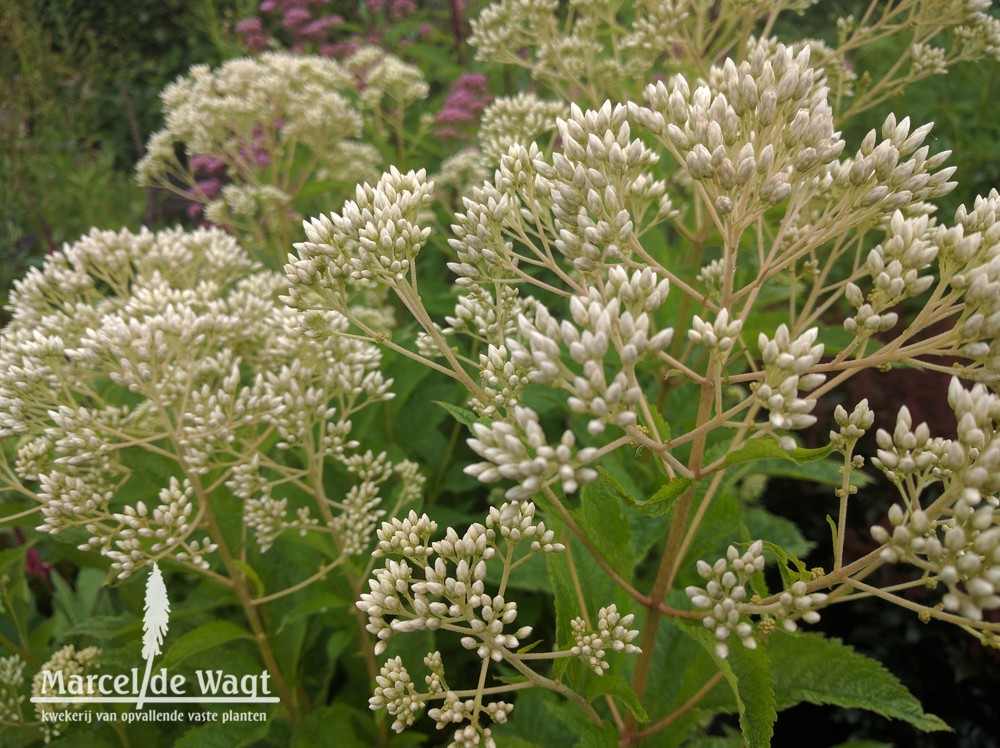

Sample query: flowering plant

[3,1,1000,747]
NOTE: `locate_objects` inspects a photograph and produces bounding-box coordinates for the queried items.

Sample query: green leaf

[769,631,950,733]
[577,473,634,575]
[433,400,485,430]
[161,620,253,670]
[545,552,578,681]
[119,446,180,486]
[744,508,815,558]
[761,541,811,589]
[174,717,270,748]
[64,614,138,641]
[233,560,265,598]
[642,477,695,517]
[291,704,372,748]
[585,674,649,723]
[577,721,620,748]
[594,466,693,518]
[680,623,776,748]
[724,438,834,467]
[275,592,349,635]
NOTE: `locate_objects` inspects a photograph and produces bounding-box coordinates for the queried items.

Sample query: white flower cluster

[465,406,598,501]
[32,645,100,742]
[754,324,826,448]
[944,189,1000,384]
[477,93,566,164]
[633,43,844,219]
[0,226,407,577]
[570,604,641,675]
[357,501,626,742]
[830,399,875,454]
[686,541,827,658]
[871,379,1000,620]
[0,655,25,724]
[357,503,546,657]
[871,406,952,486]
[844,209,938,337]
[688,308,743,357]
[286,167,434,304]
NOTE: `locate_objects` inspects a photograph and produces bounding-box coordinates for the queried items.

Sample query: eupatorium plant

[285,34,1000,747]
[0,226,422,732]
[4,1,1000,747]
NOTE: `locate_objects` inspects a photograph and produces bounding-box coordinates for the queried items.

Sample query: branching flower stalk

[0,226,424,727]
[287,27,1000,745]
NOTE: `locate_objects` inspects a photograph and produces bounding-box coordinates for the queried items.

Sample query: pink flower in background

[436,73,491,138]
[190,155,226,176]
[282,7,312,29]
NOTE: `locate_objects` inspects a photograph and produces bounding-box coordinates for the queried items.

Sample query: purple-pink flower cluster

[184,128,275,220]
[235,0,345,56]
[233,0,463,59]
[436,73,492,139]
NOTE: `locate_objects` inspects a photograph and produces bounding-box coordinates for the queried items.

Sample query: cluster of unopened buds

[358,501,640,742]
[871,379,1000,621]
[570,604,641,675]
[686,541,827,658]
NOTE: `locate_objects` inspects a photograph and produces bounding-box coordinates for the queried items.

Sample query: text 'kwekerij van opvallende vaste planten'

[2,1,1000,746]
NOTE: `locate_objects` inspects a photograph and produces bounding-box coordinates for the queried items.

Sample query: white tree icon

[136,563,170,709]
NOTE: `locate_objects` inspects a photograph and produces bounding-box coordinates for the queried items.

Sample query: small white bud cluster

[358,502,563,741]
[686,541,767,659]
[871,406,951,484]
[478,93,565,164]
[508,275,672,437]
[569,604,641,675]
[465,405,598,500]
[445,722,498,748]
[31,645,101,742]
[688,308,744,356]
[871,379,1000,620]
[429,691,513,734]
[102,478,218,579]
[844,211,938,337]
[370,656,424,732]
[830,399,875,452]
[476,344,529,418]
[0,655,26,724]
[945,190,1000,384]
[287,167,434,300]
[754,324,826,447]
[486,501,564,553]
[634,43,844,219]
[837,113,956,214]
[686,542,828,658]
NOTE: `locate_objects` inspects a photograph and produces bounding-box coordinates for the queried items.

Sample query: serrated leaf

[680,623,776,748]
[761,541,811,589]
[594,466,693,518]
[585,674,649,723]
[769,631,950,733]
[161,620,253,669]
[433,400,485,430]
[724,438,834,467]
